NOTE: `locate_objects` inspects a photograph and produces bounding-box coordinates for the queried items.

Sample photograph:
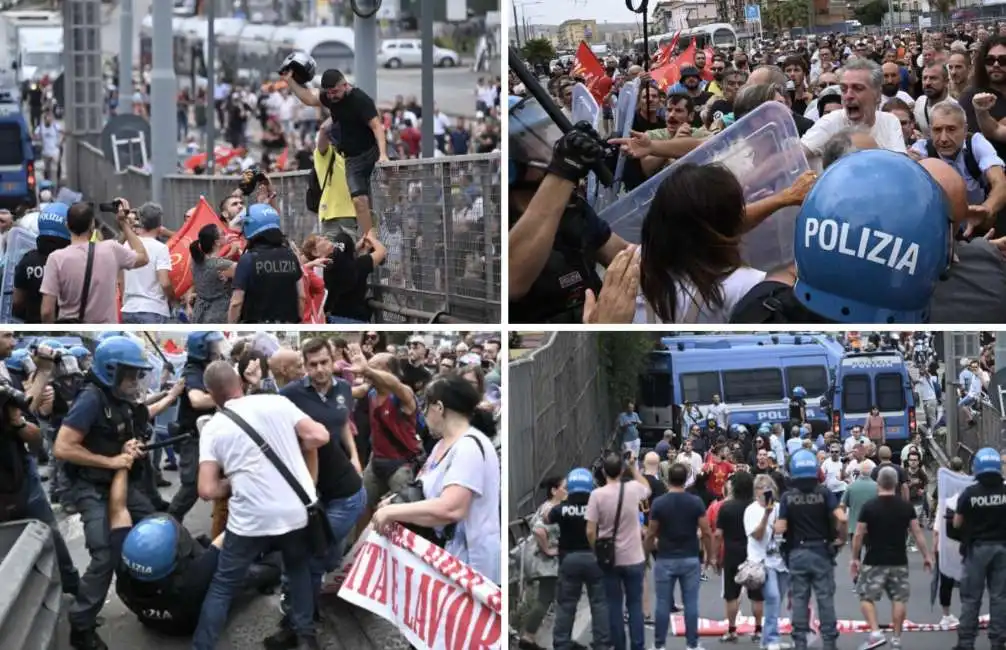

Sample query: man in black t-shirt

[715,472,764,641]
[401,335,433,395]
[870,446,910,501]
[282,67,388,240]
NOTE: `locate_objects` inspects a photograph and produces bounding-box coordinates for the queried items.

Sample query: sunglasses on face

[987,55,1006,67]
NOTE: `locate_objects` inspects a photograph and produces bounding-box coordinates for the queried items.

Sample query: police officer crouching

[108,442,281,635]
[508,96,631,324]
[951,447,1006,650]
[167,331,225,524]
[53,336,158,650]
[775,449,847,650]
[230,203,304,324]
[543,467,610,650]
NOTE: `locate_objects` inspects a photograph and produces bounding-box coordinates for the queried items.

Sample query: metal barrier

[0,520,62,650]
[65,137,501,324]
[953,395,1004,466]
[510,332,615,520]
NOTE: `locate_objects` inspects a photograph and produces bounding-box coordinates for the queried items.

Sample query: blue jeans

[193,526,316,649]
[762,567,791,645]
[653,556,700,649]
[309,486,367,597]
[152,406,178,468]
[121,311,169,324]
[25,457,80,593]
[603,562,645,650]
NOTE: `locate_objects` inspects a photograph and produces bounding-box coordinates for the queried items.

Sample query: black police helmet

[279,52,317,86]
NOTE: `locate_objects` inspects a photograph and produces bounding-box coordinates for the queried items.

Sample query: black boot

[263,616,299,650]
[69,628,108,650]
[294,636,321,650]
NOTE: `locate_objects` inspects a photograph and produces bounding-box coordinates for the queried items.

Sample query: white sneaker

[940,614,960,628]
[859,631,887,650]
[686,646,706,650]
[890,637,902,649]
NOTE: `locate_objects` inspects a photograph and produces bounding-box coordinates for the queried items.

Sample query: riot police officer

[69,345,93,373]
[508,97,631,324]
[952,447,1006,650]
[543,467,610,650]
[5,348,32,390]
[166,331,225,524]
[53,335,156,650]
[775,449,846,650]
[13,201,71,323]
[230,203,303,323]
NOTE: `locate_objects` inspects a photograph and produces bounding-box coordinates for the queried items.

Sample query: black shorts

[345,146,379,198]
[722,554,764,602]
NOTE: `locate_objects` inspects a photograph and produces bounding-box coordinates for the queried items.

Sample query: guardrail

[66,136,501,324]
[0,519,63,650]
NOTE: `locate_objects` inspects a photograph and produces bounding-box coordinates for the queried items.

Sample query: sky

[514,0,645,26]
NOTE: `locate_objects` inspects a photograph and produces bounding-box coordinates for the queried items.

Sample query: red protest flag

[677,38,698,68]
[652,31,681,68]
[701,46,716,81]
[167,197,246,296]
[572,41,607,103]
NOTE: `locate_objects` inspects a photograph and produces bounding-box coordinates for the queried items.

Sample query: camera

[238,169,268,196]
[97,199,123,213]
[0,382,32,412]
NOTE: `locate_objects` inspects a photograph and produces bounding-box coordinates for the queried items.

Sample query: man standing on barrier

[774,449,846,650]
[167,331,226,525]
[952,447,1006,650]
[53,336,157,650]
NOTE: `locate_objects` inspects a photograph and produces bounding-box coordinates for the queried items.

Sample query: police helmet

[92,336,153,400]
[729,423,743,436]
[566,467,593,494]
[790,449,818,479]
[97,331,125,342]
[800,424,811,437]
[279,52,317,86]
[37,202,70,240]
[509,94,562,186]
[68,345,91,361]
[241,203,281,239]
[5,348,30,373]
[758,423,771,435]
[186,331,226,362]
[792,386,807,399]
[973,447,1003,477]
[121,515,180,582]
[794,150,951,324]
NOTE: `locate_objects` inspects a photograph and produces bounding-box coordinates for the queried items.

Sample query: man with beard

[914,62,958,136]
[268,348,306,389]
[947,51,970,99]
[704,69,746,127]
[752,448,787,493]
[880,61,916,109]
[400,335,432,395]
[963,35,1006,161]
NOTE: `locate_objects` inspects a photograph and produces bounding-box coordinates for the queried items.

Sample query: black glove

[547,121,605,183]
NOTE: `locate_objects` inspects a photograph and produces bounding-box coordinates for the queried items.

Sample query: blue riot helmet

[241,203,281,239]
[566,467,594,494]
[973,447,1003,477]
[6,348,32,375]
[790,449,819,479]
[37,202,70,241]
[121,515,180,582]
[97,331,125,343]
[509,94,563,186]
[69,345,92,371]
[794,149,951,323]
[186,331,226,362]
[792,386,807,399]
[92,336,153,401]
[758,423,771,435]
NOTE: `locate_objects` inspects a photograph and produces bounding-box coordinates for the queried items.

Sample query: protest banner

[937,467,973,581]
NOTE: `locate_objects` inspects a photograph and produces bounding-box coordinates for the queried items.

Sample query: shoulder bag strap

[321,148,336,191]
[612,481,625,544]
[220,407,314,507]
[78,242,95,322]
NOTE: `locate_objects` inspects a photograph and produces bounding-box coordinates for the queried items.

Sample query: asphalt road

[42,462,408,650]
[524,532,989,650]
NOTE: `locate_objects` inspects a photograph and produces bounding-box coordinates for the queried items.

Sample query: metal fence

[953,397,1004,467]
[509,333,615,521]
[0,520,63,650]
[65,136,501,324]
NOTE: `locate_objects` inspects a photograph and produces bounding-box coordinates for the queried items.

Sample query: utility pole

[943,331,958,457]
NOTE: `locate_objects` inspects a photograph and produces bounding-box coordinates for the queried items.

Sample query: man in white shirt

[915,368,940,430]
[678,439,704,488]
[120,202,174,324]
[821,443,849,500]
[34,111,62,181]
[914,62,959,137]
[707,393,729,430]
[193,361,331,650]
[843,425,870,455]
[802,58,907,160]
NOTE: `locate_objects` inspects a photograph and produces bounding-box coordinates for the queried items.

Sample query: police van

[0,93,35,211]
[637,333,845,445]
[831,350,916,456]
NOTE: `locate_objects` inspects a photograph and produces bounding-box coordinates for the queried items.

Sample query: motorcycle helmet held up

[279,52,317,86]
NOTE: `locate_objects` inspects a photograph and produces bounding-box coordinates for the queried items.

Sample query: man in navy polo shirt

[270,337,366,648]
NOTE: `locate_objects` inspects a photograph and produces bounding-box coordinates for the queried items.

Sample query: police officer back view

[508,98,631,324]
[775,449,847,650]
[167,331,225,524]
[13,201,71,323]
[544,467,610,650]
[53,336,156,650]
[229,203,304,324]
[952,447,1006,650]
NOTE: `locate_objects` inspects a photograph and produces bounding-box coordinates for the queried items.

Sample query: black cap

[320,69,345,88]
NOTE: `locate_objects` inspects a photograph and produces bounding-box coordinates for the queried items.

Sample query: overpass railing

[0,520,63,650]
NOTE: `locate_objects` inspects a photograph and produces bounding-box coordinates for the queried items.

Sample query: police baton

[141,433,192,452]
[144,332,174,374]
[508,46,614,187]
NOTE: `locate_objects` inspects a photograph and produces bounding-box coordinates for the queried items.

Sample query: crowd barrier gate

[66,137,501,324]
[0,520,62,650]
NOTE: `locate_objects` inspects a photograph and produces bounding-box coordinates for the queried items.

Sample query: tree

[521,38,556,68]
[931,0,956,20]
[854,0,888,25]
[762,0,808,31]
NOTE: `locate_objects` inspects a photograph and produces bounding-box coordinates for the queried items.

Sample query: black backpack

[925,134,989,196]
[305,151,335,213]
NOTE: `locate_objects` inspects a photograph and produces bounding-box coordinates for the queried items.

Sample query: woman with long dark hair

[188,223,234,324]
[516,475,565,650]
[322,230,387,323]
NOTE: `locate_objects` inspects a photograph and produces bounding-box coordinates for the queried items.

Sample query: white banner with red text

[328,524,501,650]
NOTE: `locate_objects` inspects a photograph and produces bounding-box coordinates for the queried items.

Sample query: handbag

[735,559,767,590]
[220,408,334,556]
[57,242,94,324]
[594,482,624,570]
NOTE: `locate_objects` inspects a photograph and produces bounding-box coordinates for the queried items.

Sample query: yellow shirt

[313,145,355,222]
[707,80,724,97]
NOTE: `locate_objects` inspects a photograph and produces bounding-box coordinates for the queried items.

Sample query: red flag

[572,41,607,103]
[701,46,716,81]
[167,197,247,296]
[652,31,680,68]
[651,38,699,91]
[677,39,698,67]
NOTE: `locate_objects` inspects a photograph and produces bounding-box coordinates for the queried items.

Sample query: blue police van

[0,94,36,211]
[831,350,916,456]
[637,333,845,445]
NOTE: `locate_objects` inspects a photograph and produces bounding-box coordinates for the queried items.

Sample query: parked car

[376,39,461,69]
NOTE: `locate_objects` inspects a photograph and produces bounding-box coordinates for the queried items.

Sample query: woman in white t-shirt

[744,474,789,650]
[372,374,501,584]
